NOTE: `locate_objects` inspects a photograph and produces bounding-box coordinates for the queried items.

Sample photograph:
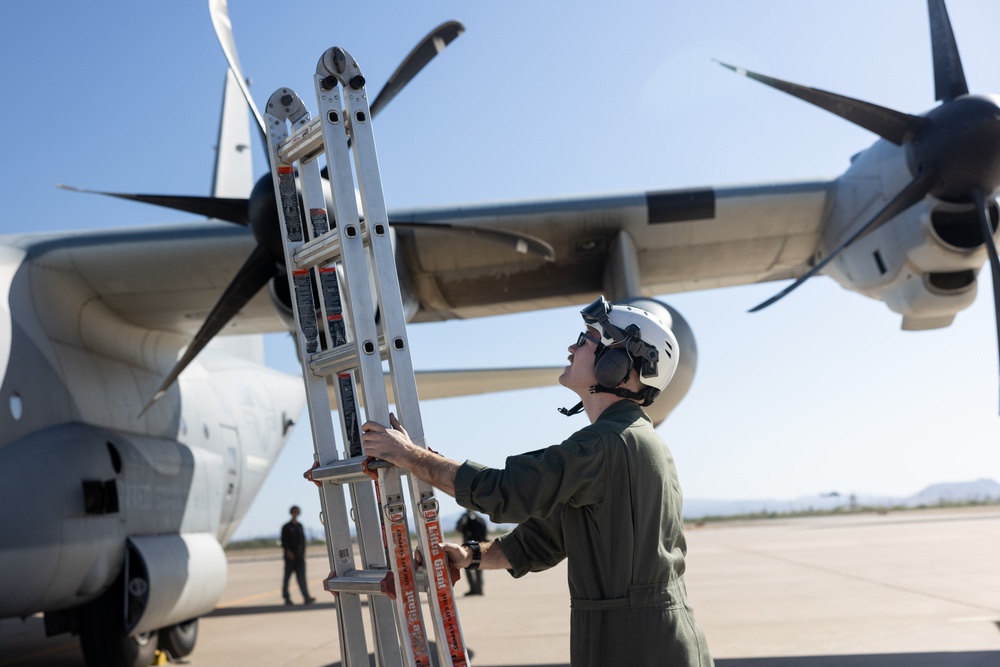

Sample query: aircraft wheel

[158,618,199,658]
[78,577,158,667]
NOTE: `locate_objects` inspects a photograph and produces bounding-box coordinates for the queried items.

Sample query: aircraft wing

[15,180,831,339]
[329,367,564,408]
[392,180,833,322]
[404,367,560,399]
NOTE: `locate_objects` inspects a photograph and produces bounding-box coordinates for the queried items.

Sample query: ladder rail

[313,61,432,667]
[291,112,407,667]
[338,57,469,667]
[265,45,470,667]
[264,95,379,667]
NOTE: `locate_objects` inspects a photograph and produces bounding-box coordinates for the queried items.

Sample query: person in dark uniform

[455,510,488,595]
[362,297,713,667]
[281,505,315,605]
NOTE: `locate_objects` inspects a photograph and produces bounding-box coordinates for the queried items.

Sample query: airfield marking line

[215,576,328,608]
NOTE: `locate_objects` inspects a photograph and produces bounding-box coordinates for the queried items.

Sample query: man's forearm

[480,540,511,570]
[399,445,460,497]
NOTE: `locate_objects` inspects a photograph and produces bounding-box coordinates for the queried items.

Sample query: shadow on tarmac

[715,652,1000,667]
[206,600,340,617]
[323,643,486,667]
[323,655,1000,667]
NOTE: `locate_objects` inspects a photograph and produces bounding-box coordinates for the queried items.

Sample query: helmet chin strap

[557,400,585,417]
[590,384,658,407]
[558,384,660,416]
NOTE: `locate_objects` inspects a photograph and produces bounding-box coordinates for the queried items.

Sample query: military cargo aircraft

[2,1,999,665]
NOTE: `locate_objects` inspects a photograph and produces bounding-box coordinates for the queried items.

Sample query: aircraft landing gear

[158,619,198,659]
[78,574,158,667]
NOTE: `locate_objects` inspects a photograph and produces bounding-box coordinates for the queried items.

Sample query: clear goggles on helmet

[579,296,659,377]
[581,296,625,344]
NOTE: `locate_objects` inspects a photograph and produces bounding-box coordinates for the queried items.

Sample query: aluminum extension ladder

[264,47,469,667]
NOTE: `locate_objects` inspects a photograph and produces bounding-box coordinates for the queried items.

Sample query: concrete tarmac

[2,506,999,666]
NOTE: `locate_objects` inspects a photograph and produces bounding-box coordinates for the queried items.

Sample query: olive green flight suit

[454,400,713,667]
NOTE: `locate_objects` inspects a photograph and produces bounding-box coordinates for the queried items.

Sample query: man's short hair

[289,505,300,514]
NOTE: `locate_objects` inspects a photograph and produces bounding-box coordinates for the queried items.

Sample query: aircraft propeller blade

[57,184,249,225]
[928,0,969,102]
[749,169,938,313]
[209,0,267,144]
[972,190,1000,413]
[114,14,468,409]
[141,243,280,414]
[323,20,465,167]
[715,61,927,146]
[371,21,465,119]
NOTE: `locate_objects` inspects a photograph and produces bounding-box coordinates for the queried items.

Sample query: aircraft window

[9,393,22,421]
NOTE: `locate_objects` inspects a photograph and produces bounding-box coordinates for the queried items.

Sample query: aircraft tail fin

[211,68,254,198]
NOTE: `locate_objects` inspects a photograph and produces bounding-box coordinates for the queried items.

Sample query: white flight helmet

[582,296,679,404]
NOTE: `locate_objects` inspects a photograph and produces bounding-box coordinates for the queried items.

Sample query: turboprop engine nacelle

[621,298,697,426]
[826,185,995,330]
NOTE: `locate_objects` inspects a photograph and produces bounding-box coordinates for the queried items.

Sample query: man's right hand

[440,541,473,570]
[413,544,463,584]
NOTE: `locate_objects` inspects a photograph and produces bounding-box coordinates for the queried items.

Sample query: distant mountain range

[681,478,1000,520]
[470,479,1000,533]
[244,479,1000,542]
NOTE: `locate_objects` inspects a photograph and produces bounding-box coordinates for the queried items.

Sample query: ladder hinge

[324,569,396,599]
[417,498,439,521]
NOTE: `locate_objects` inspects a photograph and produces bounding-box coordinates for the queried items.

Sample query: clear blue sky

[2,1,999,540]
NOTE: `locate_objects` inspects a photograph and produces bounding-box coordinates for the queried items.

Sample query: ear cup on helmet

[593,347,632,388]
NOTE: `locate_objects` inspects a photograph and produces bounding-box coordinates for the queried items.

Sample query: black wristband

[463,540,481,570]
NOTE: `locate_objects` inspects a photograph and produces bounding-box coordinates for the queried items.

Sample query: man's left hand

[361,413,417,465]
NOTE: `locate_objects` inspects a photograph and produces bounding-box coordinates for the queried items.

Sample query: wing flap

[395,181,832,320]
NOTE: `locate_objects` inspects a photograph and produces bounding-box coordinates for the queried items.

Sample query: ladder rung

[294,225,348,270]
[309,341,360,377]
[324,569,395,597]
[308,456,392,485]
[309,334,389,377]
[277,115,325,164]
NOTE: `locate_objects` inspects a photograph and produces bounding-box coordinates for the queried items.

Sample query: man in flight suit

[455,509,488,595]
[362,297,713,666]
[281,505,315,605]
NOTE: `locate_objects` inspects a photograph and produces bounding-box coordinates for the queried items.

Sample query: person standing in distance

[362,297,713,666]
[455,509,488,596]
[281,505,315,605]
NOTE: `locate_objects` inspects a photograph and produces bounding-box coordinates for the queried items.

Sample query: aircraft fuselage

[0,232,304,624]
